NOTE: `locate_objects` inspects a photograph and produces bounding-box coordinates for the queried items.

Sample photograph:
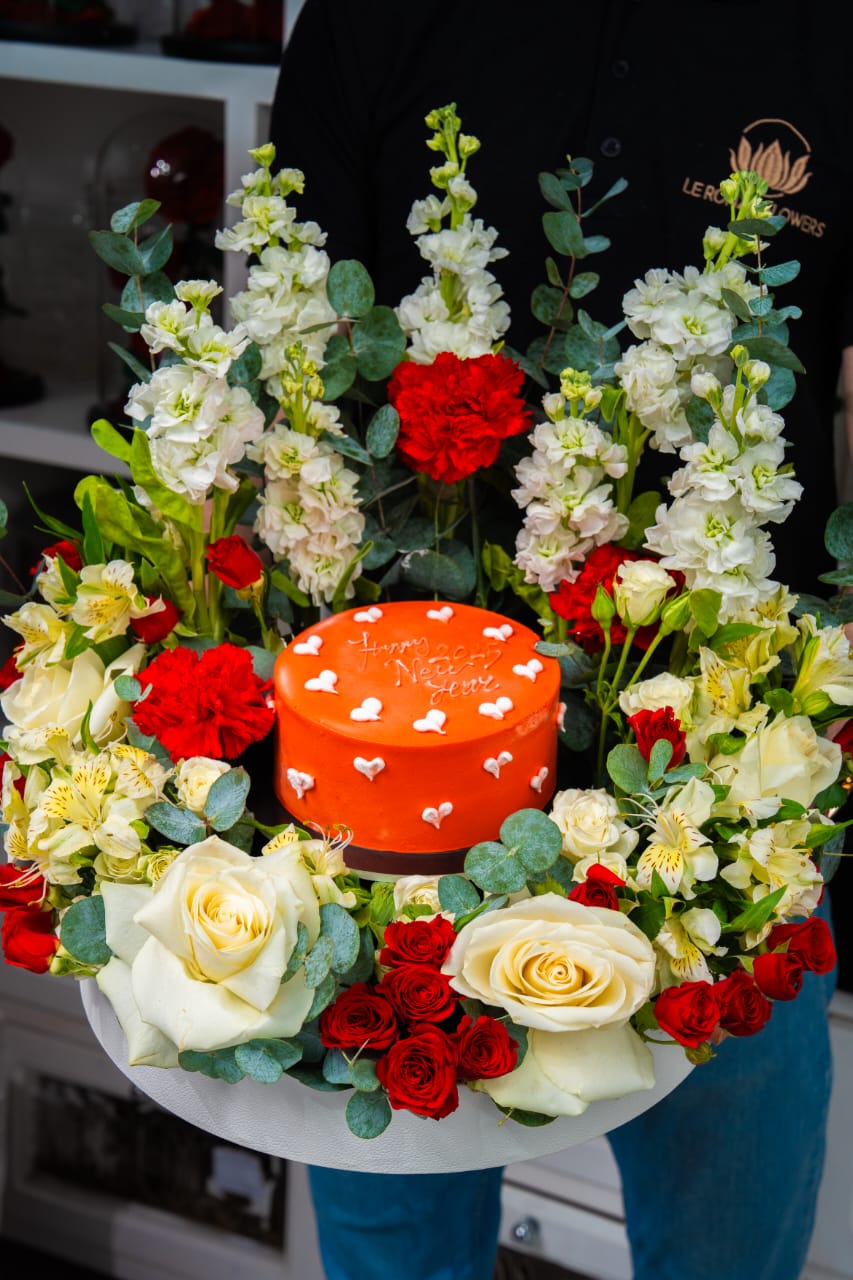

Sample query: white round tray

[81,980,693,1172]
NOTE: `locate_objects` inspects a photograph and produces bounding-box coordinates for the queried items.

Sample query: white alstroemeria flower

[636,777,718,896]
[720,820,824,934]
[655,907,726,984]
[791,614,853,714]
[4,601,72,667]
[69,560,151,642]
[723,589,799,677]
[550,788,639,863]
[683,647,765,760]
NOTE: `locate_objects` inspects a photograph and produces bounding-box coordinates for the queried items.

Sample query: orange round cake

[272,601,563,873]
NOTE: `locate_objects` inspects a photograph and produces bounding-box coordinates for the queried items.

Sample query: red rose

[132,643,275,762]
[1,906,59,974]
[387,351,532,484]
[550,546,649,653]
[653,981,721,1047]
[454,1015,518,1080]
[831,718,853,755]
[379,963,460,1025]
[34,538,83,574]
[379,917,457,969]
[752,951,804,1001]
[568,863,625,911]
[716,968,773,1037]
[0,864,47,910]
[130,597,182,644]
[318,982,399,1051]
[375,1024,459,1119]
[206,536,265,590]
[627,706,687,768]
[0,652,20,691]
[766,917,836,975]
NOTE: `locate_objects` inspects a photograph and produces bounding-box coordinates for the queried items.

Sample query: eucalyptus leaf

[351,1059,381,1092]
[60,894,111,966]
[110,199,161,233]
[464,841,528,895]
[322,1048,353,1085]
[499,809,562,874]
[144,801,207,846]
[825,503,853,562]
[321,332,357,399]
[366,403,400,458]
[606,744,649,795]
[108,340,152,384]
[538,172,573,211]
[401,548,470,599]
[178,1048,245,1083]
[320,901,361,974]
[346,1089,392,1139]
[204,767,251,831]
[304,935,335,987]
[102,303,146,331]
[139,224,173,274]
[234,1038,302,1082]
[438,874,481,916]
[88,229,146,276]
[327,259,376,318]
[305,972,337,1020]
[353,306,407,381]
[542,209,584,258]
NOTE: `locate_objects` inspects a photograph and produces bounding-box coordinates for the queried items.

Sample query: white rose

[549,789,639,862]
[613,560,677,628]
[174,757,232,813]
[393,875,444,915]
[96,834,322,1061]
[470,1021,654,1117]
[619,671,694,722]
[710,713,842,812]
[443,893,655,1032]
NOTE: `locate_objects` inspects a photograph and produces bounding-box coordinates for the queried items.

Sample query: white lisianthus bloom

[0,644,145,765]
[710,713,842,815]
[4,601,72,667]
[550,788,639,863]
[613,559,677,628]
[69,560,152,643]
[175,757,232,814]
[443,893,655,1032]
[96,835,322,1060]
[618,671,693,723]
[655,908,726,984]
[636,777,718,896]
[791,614,853,714]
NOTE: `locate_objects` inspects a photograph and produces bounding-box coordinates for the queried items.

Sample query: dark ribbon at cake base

[273,801,468,877]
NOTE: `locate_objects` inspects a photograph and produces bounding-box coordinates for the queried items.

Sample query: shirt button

[600,136,622,158]
[612,58,630,78]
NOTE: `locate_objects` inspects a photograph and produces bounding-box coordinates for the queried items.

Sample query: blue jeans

[307,902,837,1280]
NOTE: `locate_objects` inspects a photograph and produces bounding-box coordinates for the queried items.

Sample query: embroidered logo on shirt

[729,118,812,198]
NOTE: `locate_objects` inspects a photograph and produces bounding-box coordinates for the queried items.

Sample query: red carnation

[653,981,721,1048]
[132,643,274,762]
[379,917,457,969]
[716,968,773,1037]
[206,536,265,590]
[752,951,804,1001]
[766,917,836,975]
[1,905,59,974]
[627,706,687,768]
[379,963,460,1025]
[387,350,532,484]
[0,864,47,910]
[569,863,625,911]
[130,597,182,644]
[454,1015,518,1080]
[318,983,399,1052]
[376,1023,459,1119]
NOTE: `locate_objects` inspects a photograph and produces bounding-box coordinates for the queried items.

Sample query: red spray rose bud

[716,968,773,1036]
[379,916,457,969]
[206,536,265,590]
[0,652,20,691]
[33,539,83,574]
[1,906,59,973]
[0,864,47,910]
[454,1015,518,1080]
[766,917,836,975]
[653,981,721,1048]
[752,951,804,1001]
[375,1023,459,1118]
[379,963,460,1025]
[627,706,686,768]
[318,982,399,1051]
[569,863,625,911]
[131,596,181,644]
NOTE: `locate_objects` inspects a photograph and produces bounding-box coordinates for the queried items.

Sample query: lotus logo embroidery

[729,119,812,198]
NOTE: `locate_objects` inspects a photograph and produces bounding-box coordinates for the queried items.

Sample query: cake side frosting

[273,601,563,861]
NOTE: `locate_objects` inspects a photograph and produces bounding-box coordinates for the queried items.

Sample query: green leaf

[90,418,132,463]
[351,1058,381,1092]
[80,488,106,565]
[464,841,528,895]
[729,216,786,236]
[758,260,801,287]
[689,588,722,637]
[568,272,599,299]
[144,801,207,846]
[129,429,201,527]
[121,269,175,312]
[234,1038,302,1082]
[685,395,716,442]
[340,926,376,984]
[538,172,573,211]
[178,1047,245,1083]
[305,972,337,1020]
[110,199,160,233]
[495,1104,558,1128]
[400,548,471,599]
[60,894,111,966]
[346,1089,392,1139]
[102,303,146,331]
[580,234,610,255]
[321,332,358,399]
[88,229,146,276]
[332,541,374,613]
[725,886,786,934]
[629,893,666,941]
[324,430,371,466]
[322,1048,353,1085]
[108,340,152,384]
[544,257,563,288]
[498,809,562,874]
[304,935,335,987]
[203,767,251,832]
[352,306,407,382]
[365,403,400,458]
[114,674,142,701]
[730,334,805,374]
[825,503,853,562]
[531,284,570,328]
[721,287,753,323]
[607,744,649,795]
[269,568,311,608]
[438,874,481,916]
[542,209,584,258]
[319,901,361,974]
[557,694,597,752]
[229,342,263,384]
[622,489,663,550]
[283,921,311,982]
[327,259,376,318]
[139,224,173,274]
[648,738,674,781]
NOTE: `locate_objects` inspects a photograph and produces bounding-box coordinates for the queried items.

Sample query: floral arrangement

[1,104,852,1140]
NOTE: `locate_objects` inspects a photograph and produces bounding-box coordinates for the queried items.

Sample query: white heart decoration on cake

[557,701,567,731]
[478,696,513,720]
[354,607,383,623]
[426,605,454,622]
[293,634,323,656]
[413,709,447,734]
[350,697,383,722]
[530,766,549,793]
[483,750,514,778]
[286,768,315,799]
[353,756,385,781]
[513,658,543,682]
[304,669,338,693]
[482,623,514,642]
[421,802,453,828]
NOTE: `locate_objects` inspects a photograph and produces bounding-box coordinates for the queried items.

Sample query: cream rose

[618,671,693,722]
[0,644,145,765]
[96,834,322,1064]
[549,788,638,863]
[710,713,842,813]
[174,756,232,813]
[613,559,677,628]
[470,1021,655,1117]
[443,893,655,1032]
